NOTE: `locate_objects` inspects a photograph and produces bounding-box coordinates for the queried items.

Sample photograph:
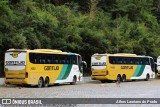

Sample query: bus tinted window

[29,53,78,64]
[46,55,52,64]
[53,55,58,64]
[109,56,150,65]
[71,56,77,64]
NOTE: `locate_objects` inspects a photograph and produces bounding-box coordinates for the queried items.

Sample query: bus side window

[60,56,65,64]
[46,55,52,64]
[115,57,118,64]
[128,57,131,64]
[109,56,115,64]
[72,56,77,64]
[140,59,143,65]
[29,53,35,63]
[68,56,71,64]
[135,58,138,64]
[116,57,120,64]
[53,55,58,64]
[40,54,46,64]
[34,58,37,63]
[122,58,127,64]
[126,57,130,64]
[36,54,41,64]
[118,57,123,64]
[145,58,149,65]
[130,60,132,64]
[65,56,70,64]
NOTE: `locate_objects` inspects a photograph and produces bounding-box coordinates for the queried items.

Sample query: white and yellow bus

[4,49,86,87]
[91,53,155,83]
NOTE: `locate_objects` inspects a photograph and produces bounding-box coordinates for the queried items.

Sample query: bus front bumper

[4,78,28,85]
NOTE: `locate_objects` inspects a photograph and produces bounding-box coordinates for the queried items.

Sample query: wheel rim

[72,76,77,85]
[146,75,150,80]
[45,78,49,87]
[73,77,77,83]
[122,75,126,82]
[38,78,43,88]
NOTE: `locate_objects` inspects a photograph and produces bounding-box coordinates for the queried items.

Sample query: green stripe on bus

[137,65,145,76]
[132,65,141,77]
[132,65,145,77]
[62,64,72,80]
[57,65,68,80]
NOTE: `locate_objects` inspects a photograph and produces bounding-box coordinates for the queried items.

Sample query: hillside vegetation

[1,0,160,76]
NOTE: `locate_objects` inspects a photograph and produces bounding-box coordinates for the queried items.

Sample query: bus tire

[132,79,136,81]
[145,74,150,81]
[44,77,49,87]
[106,80,113,83]
[117,75,121,83]
[101,80,106,83]
[70,76,77,85]
[38,77,44,88]
[122,74,126,82]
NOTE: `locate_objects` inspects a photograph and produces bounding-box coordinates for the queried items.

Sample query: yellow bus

[4,49,86,87]
[91,53,155,83]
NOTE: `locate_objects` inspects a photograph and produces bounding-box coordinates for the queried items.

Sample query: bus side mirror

[82,61,87,68]
[80,61,87,71]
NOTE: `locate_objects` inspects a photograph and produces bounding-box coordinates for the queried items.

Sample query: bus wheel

[145,74,150,81]
[117,75,121,83]
[122,74,126,82]
[101,80,106,83]
[70,76,77,85]
[132,79,136,81]
[38,77,44,88]
[44,77,49,87]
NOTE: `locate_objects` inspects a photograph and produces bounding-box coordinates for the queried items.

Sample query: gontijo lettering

[121,66,133,69]
[6,61,25,65]
[92,62,106,66]
[44,66,59,70]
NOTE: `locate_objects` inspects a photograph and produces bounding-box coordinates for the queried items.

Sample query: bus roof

[92,53,137,57]
[6,49,80,56]
[110,53,137,56]
[92,53,153,58]
[33,49,62,53]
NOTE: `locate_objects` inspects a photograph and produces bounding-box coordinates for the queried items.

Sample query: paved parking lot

[1,77,160,106]
[0,77,160,98]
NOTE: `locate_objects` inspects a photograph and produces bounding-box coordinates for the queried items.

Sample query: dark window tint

[109,56,150,65]
[29,53,78,64]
